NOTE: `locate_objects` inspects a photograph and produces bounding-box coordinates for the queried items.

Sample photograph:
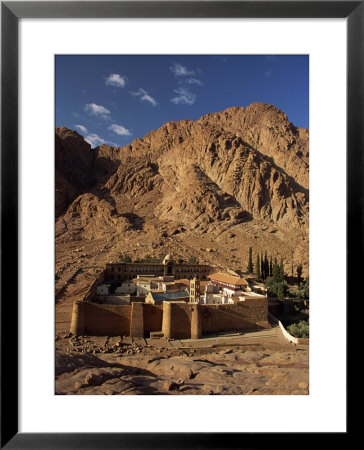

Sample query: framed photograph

[2,0,357,447]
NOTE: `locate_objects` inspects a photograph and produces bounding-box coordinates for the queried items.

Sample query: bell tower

[189,277,200,303]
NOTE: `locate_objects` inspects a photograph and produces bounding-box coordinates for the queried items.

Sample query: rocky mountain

[55,103,309,299]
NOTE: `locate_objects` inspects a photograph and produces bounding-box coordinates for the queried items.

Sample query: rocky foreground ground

[55,331,309,395]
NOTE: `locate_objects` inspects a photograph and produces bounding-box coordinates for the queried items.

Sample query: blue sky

[56,55,309,148]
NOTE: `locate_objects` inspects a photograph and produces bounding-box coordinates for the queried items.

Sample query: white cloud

[105,73,127,88]
[74,124,87,134]
[170,63,194,77]
[185,78,203,86]
[84,133,105,148]
[85,103,111,118]
[108,123,132,136]
[131,88,157,106]
[171,87,196,105]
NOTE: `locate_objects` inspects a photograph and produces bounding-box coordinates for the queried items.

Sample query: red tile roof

[208,273,248,287]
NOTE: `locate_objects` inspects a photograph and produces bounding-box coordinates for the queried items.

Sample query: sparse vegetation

[287,320,309,338]
[134,255,163,263]
[265,277,288,299]
[265,256,288,299]
[119,253,132,263]
[288,276,309,300]
[187,255,199,265]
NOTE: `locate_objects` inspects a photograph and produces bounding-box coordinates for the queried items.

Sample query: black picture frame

[1,1,357,448]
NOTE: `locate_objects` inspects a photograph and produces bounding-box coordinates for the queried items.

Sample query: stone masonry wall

[200,300,268,334]
[169,303,193,339]
[70,302,131,336]
[143,304,163,337]
[70,297,268,338]
[165,299,268,339]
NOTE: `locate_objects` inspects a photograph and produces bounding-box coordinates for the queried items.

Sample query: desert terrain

[55,103,309,395]
[56,329,309,395]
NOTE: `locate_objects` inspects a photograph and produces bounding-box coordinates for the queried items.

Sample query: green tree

[119,253,132,263]
[277,283,285,301]
[264,251,269,280]
[188,255,199,265]
[279,258,285,282]
[303,276,309,299]
[256,254,261,279]
[272,257,280,282]
[269,256,273,277]
[260,253,264,279]
[265,277,288,299]
[297,264,303,285]
[247,247,254,273]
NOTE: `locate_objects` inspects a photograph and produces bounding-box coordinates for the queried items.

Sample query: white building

[97,280,137,296]
[134,276,159,296]
[115,281,136,295]
[222,287,245,298]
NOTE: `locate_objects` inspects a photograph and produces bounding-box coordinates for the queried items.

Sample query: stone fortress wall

[70,302,131,336]
[70,297,269,339]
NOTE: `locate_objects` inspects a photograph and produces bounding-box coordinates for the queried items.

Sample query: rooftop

[177,279,211,289]
[149,291,189,301]
[208,273,248,287]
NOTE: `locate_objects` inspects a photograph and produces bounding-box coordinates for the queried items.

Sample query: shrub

[119,253,132,263]
[287,320,309,338]
[265,277,288,299]
[188,255,199,265]
[277,283,285,301]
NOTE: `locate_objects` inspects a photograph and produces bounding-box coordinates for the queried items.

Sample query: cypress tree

[279,258,285,282]
[247,247,253,273]
[269,256,273,277]
[264,251,268,280]
[272,257,279,282]
[256,254,261,279]
[260,253,264,279]
[277,283,285,301]
[297,264,303,285]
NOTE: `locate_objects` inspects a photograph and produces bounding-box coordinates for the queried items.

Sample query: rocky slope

[55,336,309,395]
[55,103,309,301]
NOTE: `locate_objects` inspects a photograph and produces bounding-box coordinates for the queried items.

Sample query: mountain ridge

[55,103,309,297]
